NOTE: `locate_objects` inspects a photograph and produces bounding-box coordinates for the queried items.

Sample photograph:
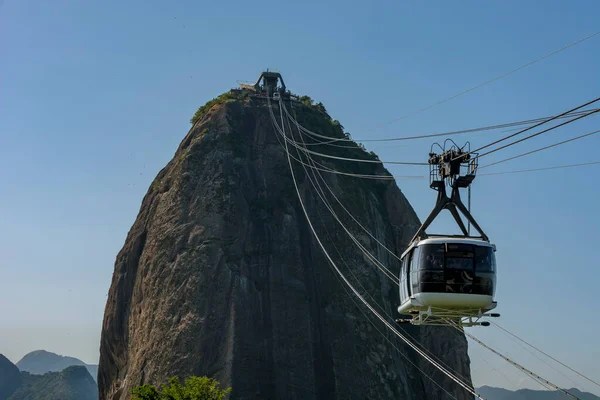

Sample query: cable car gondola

[397,141,500,327]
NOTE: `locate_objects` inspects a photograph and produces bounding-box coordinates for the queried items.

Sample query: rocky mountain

[477,385,600,400]
[0,354,22,400]
[0,355,97,400]
[16,350,97,383]
[99,90,474,399]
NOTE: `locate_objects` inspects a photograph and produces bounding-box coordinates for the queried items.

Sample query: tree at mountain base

[130,376,231,400]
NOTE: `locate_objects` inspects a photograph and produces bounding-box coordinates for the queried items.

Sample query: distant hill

[16,350,97,383]
[9,366,98,400]
[477,385,600,400]
[0,355,97,400]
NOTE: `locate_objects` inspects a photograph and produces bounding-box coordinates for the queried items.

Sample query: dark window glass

[446,243,474,271]
[475,246,495,272]
[418,244,445,270]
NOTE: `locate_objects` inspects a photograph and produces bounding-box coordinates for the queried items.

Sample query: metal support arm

[410,184,489,243]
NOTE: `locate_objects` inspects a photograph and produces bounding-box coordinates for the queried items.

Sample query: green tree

[298,95,313,107]
[131,376,231,400]
[130,384,160,400]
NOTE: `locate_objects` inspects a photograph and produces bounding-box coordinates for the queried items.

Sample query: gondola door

[444,243,475,294]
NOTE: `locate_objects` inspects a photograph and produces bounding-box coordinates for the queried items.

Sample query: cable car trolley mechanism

[397,140,500,327]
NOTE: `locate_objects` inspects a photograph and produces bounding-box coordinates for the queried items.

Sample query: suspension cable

[275,96,596,399]
[479,128,600,168]
[277,103,399,282]
[299,131,474,392]
[280,139,600,180]
[286,104,406,264]
[465,97,600,158]
[288,145,425,180]
[291,143,427,166]
[476,108,600,159]
[282,144,600,180]
[491,322,600,389]
[489,322,582,390]
[274,105,427,166]
[274,97,594,399]
[314,191,462,400]
[478,161,600,176]
[271,95,485,399]
[368,31,600,131]
[352,109,599,143]
[292,143,399,282]
[450,321,580,399]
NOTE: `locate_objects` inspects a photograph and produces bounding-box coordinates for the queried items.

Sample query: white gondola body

[398,237,497,326]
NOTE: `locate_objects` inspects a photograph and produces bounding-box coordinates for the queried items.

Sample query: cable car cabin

[397,237,498,327]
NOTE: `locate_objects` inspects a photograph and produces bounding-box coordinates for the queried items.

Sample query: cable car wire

[368,30,600,131]
[312,168,465,400]
[490,321,600,389]
[468,344,530,400]
[279,107,399,282]
[273,106,428,166]
[284,145,600,180]
[280,133,600,180]
[478,161,600,176]
[295,128,475,392]
[286,103,520,393]
[288,95,599,152]
[279,106,481,397]
[476,107,600,159]
[488,322,583,390]
[272,99,399,282]
[271,96,485,399]
[479,128,600,169]
[352,109,599,143]
[276,99,597,398]
[291,140,428,166]
[289,128,400,282]
[276,106,397,317]
[289,105,599,152]
[330,265,461,400]
[465,97,600,158]
[275,96,597,398]
[285,104,426,264]
[448,321,580,399]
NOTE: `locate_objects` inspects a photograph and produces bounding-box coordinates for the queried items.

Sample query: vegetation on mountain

[130,376,231,400]
[8,365,97,400]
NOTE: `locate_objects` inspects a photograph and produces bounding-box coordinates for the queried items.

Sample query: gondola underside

[397,294,498,327]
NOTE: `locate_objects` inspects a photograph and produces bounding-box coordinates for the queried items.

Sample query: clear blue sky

[1,0,599,395]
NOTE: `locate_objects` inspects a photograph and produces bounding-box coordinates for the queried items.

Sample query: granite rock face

[98,94,472,399]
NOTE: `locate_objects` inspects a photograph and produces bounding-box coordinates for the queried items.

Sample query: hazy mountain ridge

[0,354,97,400]
[477,385,600,400]
[16,350,97,383]
[9,366,97,400]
